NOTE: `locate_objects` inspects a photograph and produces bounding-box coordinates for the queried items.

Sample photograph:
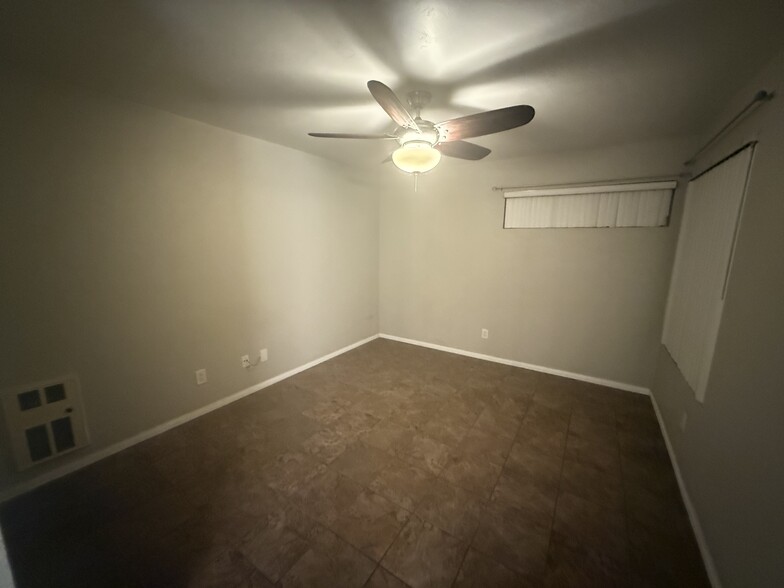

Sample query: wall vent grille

[2,375,90,471]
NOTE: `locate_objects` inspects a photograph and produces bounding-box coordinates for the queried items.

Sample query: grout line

[370,515,410,586]
[542,406,572,574]
[449,522,480,588]
[361,564,410,588]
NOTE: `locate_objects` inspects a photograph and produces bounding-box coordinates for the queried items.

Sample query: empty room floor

[0,339,709,587]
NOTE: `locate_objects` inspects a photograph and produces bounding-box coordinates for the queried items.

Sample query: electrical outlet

[260,348,268,362]
[481,328,489,339]
[680,412,688,432]
[195,369,207,385]
[241,355,251,368]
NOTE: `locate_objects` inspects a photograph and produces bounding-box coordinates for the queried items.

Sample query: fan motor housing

[399,119,439,146]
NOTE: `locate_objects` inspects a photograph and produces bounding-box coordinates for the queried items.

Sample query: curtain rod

[491,175,685,193]
[684,90,773,166]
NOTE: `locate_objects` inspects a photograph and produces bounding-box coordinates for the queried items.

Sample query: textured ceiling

[2,0,783,166]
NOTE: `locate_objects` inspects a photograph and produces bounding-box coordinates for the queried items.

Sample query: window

[503,181,676,228]
[662,144,755,402]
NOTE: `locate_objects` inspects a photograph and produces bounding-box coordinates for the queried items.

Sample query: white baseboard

[649,393,722,588]
[0,334,378,503]
[378,333,651,395]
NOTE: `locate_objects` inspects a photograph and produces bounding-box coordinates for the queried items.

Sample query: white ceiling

[2,0,783,166]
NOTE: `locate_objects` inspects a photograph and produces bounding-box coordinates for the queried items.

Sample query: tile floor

[0,339,709,587]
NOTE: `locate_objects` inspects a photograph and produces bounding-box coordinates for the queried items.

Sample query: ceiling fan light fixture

[392,140,441,174]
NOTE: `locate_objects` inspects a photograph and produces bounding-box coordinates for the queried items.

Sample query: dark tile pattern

[0,339,709,587]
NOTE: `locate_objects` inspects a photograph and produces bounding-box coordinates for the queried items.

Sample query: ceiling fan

[308,80,535,174]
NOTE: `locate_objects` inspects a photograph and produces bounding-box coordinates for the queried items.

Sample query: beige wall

[0,72,379,491]
[652,52,784,587]
[379,137,696,389]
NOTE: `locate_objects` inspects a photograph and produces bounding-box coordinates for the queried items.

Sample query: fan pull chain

[414,172,419,193]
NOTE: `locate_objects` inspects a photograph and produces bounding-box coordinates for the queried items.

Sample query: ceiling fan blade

[436,140,491,160]
[436,105,534,142]
[308,132,397,139]
[381,154,393,164]
[367,80,421,132]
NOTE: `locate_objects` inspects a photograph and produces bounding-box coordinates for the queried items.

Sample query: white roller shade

[503,181,676,228]
[662,145,754,402]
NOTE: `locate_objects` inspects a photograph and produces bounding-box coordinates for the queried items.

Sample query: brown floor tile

[365,566,411,588]
[238,500,317,583]
[414,479,484,541]
[330,440,396,486]
[458,427,514,467]
[280,527,375,588]
[186,547,257,588]
[618,430,668,464]
[483,384,532,415]
[302,398,347,425]
[329,489,410,560]
[473,406,522,439]
[300,428,351,464]
[361,419,415,451]
[288,468,364,527]
[621,455,680,499]
[419,418,470,448]
[490,472,557,534]
[240,570,277,587]
[5,529,139,588]
[440,450,503,499]
[560,458,624,509]
[564,433,621,476]
[551,491,628,564]
[568,413,618,445]
[472,502,550,580]
[334,411,381,441]
[134,514,250,587]
[392,434,452,475]
[351,396,397,420]
[627,517,710,588]
[623,480,690,534]
[515,425,568,458]
[101,486,202,553]
[433,403,481,429]
[453,548,531,588]
[504,441,563,490]
[369,459,436,511]
[381,517,467,588]
[544,536,630,588]
[526,401,571,425]
[262,450,327,495]
[571,398,618,425]
[533,382,579,412]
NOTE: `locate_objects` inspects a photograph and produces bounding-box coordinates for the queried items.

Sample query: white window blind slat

[503,182,675,229]
[596,193,620,226]
[662,145,754,402]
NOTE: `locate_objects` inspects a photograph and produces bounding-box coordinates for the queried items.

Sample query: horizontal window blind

[662,144,754,401]
[503,181,676,229]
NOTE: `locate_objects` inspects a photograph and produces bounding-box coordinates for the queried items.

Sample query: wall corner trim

[0,333,379,503]
[649,393,723,588]
[378,333,651,395]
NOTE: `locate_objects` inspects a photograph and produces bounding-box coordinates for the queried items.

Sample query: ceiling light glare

[392,141,441,174]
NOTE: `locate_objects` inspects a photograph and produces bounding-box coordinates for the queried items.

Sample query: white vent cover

[503,181,676,228]
[2,375,90,470]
